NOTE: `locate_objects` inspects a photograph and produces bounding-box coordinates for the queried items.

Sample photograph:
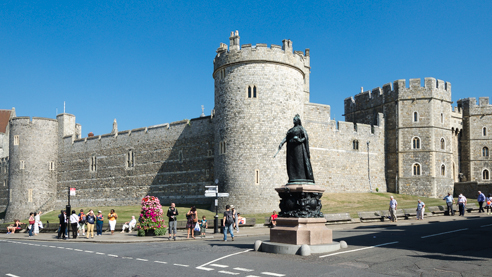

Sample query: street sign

[205,192,217,197]
[70,188,76,196]
[217,193,229,197]
[205,185,218,191]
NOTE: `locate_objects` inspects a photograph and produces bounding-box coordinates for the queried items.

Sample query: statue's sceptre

[274,137,287,158]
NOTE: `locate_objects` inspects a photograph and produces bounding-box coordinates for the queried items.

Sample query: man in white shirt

[121,216,137,233]
[458,193,467,216]
[389,196,398,222]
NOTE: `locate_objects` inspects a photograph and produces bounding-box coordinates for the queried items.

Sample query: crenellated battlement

[213,31,310,77]
[11,116,58,125]
[344,78,452,115]
[458,97,492,116]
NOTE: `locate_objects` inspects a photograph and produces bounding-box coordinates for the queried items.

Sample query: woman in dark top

[186,206,198,239]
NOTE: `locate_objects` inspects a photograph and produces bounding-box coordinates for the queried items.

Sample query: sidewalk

[1,213,488,243]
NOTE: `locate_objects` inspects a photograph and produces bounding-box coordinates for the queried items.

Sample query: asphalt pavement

[1,214,492,276]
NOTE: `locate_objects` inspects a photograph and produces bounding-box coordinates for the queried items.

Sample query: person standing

[222,205,235,242]
[78,209,86,236]
[28,212,35,237]
[86,210,95,239]
[186,206,197,239]
[167,203,178,241]
[457,193,467,216]
[200,216,208,238]
[70,210,79,239]
[389,196,398,222]
[33,212,41,236]
[478,191,486,213]
[57,210,67,239]
[96,211,104,236]
[231,205,239,233]
[443,192,455,216]
[487,194,492,215]
[416,200,425,220]
[108,209,118,235]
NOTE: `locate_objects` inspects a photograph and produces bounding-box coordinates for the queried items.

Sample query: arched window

[413,163,421,176]
[483,147,489,157]
[253,86,257,98]
[440,138,445,150]
[353,140,359,150]
[484,127,487,136]
[413,112,418,122]
[412,137,421,149]
[483,169,490,180]
[441,164,446,176]
[247,86,252,98]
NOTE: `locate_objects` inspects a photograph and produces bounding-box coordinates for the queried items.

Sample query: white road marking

[219,270,240,275]
[319,241,399,258]
[74,249,83,252]
[196,267,214,271]
[246,275,261,277]
[421,228,468,239]
[174,264,189,267]
[85,251,94,253]
[234,267,254,272]
[198,249,253,268]
[28,243,34,245]
[96,252,105,255]
[107,254,118,257]
[122,257,133,259]
[136,258,148,261]
[6,274,20,277]
[261,272,286,277]
[481,223,492,228]
[154,261,167,264]
[42,245,48,247]
[57,247,65,249]
[49,246,56,248]
[211,264,229,268]
[66,248,73,250]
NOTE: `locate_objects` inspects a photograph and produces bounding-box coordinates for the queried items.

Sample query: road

[1,216,491,276]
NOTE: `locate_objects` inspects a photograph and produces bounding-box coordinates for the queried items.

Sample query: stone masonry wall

[0,157,9,213]
[55,117,214,210]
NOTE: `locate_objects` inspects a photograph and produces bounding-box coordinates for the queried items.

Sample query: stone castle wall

[458,97,492,183]
[55,117,215,210]
[304,103,386,193]
[5,117,58,222]
[0,157,9,213]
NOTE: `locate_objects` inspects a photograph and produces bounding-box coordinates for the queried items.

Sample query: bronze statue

[277,114,314,184]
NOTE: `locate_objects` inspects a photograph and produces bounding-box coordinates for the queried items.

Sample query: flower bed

[137,196,167,236]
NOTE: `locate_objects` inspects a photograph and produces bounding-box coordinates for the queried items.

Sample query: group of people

[443,190,492,216]
[387,190,492,222]
[6,211,43,236]
[56,208,129,239]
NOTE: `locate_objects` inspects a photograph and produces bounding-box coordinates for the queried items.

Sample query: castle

[1,31,491,221]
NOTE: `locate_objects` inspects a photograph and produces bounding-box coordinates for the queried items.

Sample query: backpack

[79,213,86,225]
[225,211,234,225]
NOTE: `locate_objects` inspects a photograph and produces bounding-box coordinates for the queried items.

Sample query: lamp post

[367,141,372,192]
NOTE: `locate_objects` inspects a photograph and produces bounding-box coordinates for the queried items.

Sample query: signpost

[205,180,229,233]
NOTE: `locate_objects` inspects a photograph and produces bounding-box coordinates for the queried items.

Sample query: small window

[90,156,97,172]
[255,169,260,185]
[247,86,257,99]
[440,138,445,150]
[207,150,213,157]
[412,137,421,149]
[413,163,421,176]
[14,135,19,146]
[178,150,183,163]
[484,127,487,136]
[483,169,490,180]
[205,169,209,177]
[352,140,359,150]
[20,160,25,170]
[127,150,135,168]
[413,112,419,122]
[219,141,226,155]
[441,113,444,124]
[483,147,489,157]
[49,161,55,171]
[253,86,257,98]
[28,189,33,202]
[441,164,446,176]
[248,86,252,98]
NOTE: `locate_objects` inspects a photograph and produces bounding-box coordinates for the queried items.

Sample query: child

[200,216,208,238]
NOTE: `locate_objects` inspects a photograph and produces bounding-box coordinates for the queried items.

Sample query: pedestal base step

[259,240,341,256]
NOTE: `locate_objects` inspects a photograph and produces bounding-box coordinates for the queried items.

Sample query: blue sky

[1,1,491,135]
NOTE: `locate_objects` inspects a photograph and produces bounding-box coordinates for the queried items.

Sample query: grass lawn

[3,192,448,224]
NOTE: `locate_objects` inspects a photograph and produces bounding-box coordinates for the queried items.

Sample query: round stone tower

[5,117,58,221]
[213,31,311,213]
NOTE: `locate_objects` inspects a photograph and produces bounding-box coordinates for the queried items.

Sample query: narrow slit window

[90,156,97,172]
[255,169,260,185]
[413,163,421,176]
[353,140,359,150]
[178,150,183,163]
[413,112,418,122]
[440,138,445,150]
[413,137,420,149]
[484,127,487,136]
[441,164,446,176]
[247,86,252,98]
[127,150,135,168]
[49,161,55,171]
[483,147,489,157]
[14,135,19,145]
[28,189,33,202]
[219,141,226,155]
[441,113,444,124]
[20,160,25,170]
[253,86,257,98]
[483,169,490,180]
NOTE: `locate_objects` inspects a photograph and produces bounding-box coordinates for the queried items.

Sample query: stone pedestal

[270,217,333,245]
